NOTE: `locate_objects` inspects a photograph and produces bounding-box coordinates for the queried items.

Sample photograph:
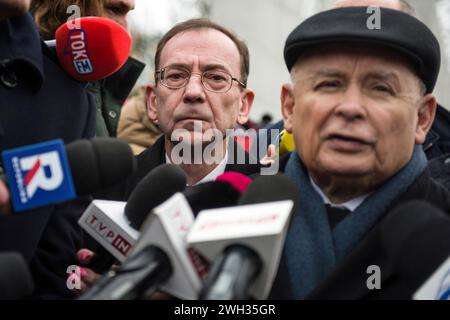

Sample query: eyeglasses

[156,66,247,93]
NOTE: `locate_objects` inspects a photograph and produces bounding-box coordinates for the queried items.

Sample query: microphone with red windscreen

[54,17,131,82]
[215,171,252,194]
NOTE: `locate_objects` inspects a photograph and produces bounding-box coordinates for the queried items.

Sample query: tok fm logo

[65,29,93,74]
[17,152,64,203]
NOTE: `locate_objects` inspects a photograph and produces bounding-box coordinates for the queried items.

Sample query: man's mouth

[325,133,374,151]
[176,115,208,123]
[328,134,371,144]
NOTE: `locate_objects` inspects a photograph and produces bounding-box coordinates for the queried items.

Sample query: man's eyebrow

[363,71,401,84]
[303,69,347,81]
[162,63,231,73]
[163,63,190,70]
[201,64,231,73]
[313,69,347,78]
[306,69,401,84]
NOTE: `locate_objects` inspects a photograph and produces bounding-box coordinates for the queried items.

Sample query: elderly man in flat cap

[269,7,450,299]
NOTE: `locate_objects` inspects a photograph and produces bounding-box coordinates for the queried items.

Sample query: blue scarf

[284,145,428,299]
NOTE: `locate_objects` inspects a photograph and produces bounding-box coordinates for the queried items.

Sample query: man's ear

[415,94,437,145]
[281,83,295,133]
[146,84,158,125]
[237,88,255,125]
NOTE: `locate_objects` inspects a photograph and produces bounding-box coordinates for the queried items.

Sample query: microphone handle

[199,244,262,300]
[79,245,172,300]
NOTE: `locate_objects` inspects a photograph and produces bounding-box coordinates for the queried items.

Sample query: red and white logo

[14,152,64,203]
[66,29,93,74]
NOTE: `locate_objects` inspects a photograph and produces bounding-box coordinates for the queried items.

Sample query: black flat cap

[284,7,441,93]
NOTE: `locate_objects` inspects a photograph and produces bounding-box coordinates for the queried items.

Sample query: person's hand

[70,249,102,295]
[0,180,11,216]
[259,144,277,167]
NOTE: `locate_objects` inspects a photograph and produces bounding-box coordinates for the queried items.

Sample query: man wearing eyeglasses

[131,18,259,188]
[73,19,262,294]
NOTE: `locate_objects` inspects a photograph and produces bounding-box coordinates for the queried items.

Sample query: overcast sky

[128,0,202,36]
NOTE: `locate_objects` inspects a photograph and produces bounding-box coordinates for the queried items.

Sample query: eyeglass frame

[155,65,247,93]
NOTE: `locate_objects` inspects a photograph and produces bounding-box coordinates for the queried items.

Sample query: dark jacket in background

[87,57,145,137]
[0,13,96,299]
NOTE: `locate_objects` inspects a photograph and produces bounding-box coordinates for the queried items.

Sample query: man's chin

[315,154,374,177]
[170,134,219,148]
[175,120,211,132]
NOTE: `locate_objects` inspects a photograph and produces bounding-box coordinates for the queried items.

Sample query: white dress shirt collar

[309,176,371,212]
[165,150,228,186]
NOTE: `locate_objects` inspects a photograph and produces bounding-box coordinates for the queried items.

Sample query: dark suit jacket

[125,135,262,197]
[269,156,450,300]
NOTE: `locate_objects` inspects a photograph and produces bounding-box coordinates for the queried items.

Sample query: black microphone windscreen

[125,164,187,230]
[0,252,34,299]
[238,174,299,207]
[183,180,242,216]
[66,138,136,195]
[381,200,450,287]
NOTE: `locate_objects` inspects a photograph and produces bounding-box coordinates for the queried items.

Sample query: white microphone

[414,257,450,300]
[128,192,206,299]
[187,174,299,300]
[78,164,187,264]
[79,192,205,300]
[79,173,249,300]
[78,199,139,262]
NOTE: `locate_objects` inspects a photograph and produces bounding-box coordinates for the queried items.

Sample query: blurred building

[129,0,450,123]
[206,0,450,121]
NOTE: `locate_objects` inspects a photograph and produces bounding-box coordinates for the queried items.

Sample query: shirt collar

[309,176,371,212]
[165,150,228,186]
[0,13,44,91]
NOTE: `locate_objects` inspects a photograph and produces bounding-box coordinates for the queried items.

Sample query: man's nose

[183,73,206,104]
[335,85,366,121]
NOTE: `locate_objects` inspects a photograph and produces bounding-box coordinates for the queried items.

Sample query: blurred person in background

[117,86,162,155]
[0,0,96,298]
[31,0,146,138]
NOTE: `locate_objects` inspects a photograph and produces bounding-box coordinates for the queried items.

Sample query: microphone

[1,138,136,212]
[78,164,187,263]
[125,164,187,230]
[215,171,252,193]
[79,245,173,300]
[67,138,136,195]
[79,172,251,299]
[183,171,252,215]
[48,17,131,82]
[79,168,251,263]
[79,191,200,300]
[379,200,450,300]
[188,174,299,300]
[0,252,34,299]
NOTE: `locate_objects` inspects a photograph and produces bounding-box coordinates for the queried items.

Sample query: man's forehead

[159,28,241,71]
